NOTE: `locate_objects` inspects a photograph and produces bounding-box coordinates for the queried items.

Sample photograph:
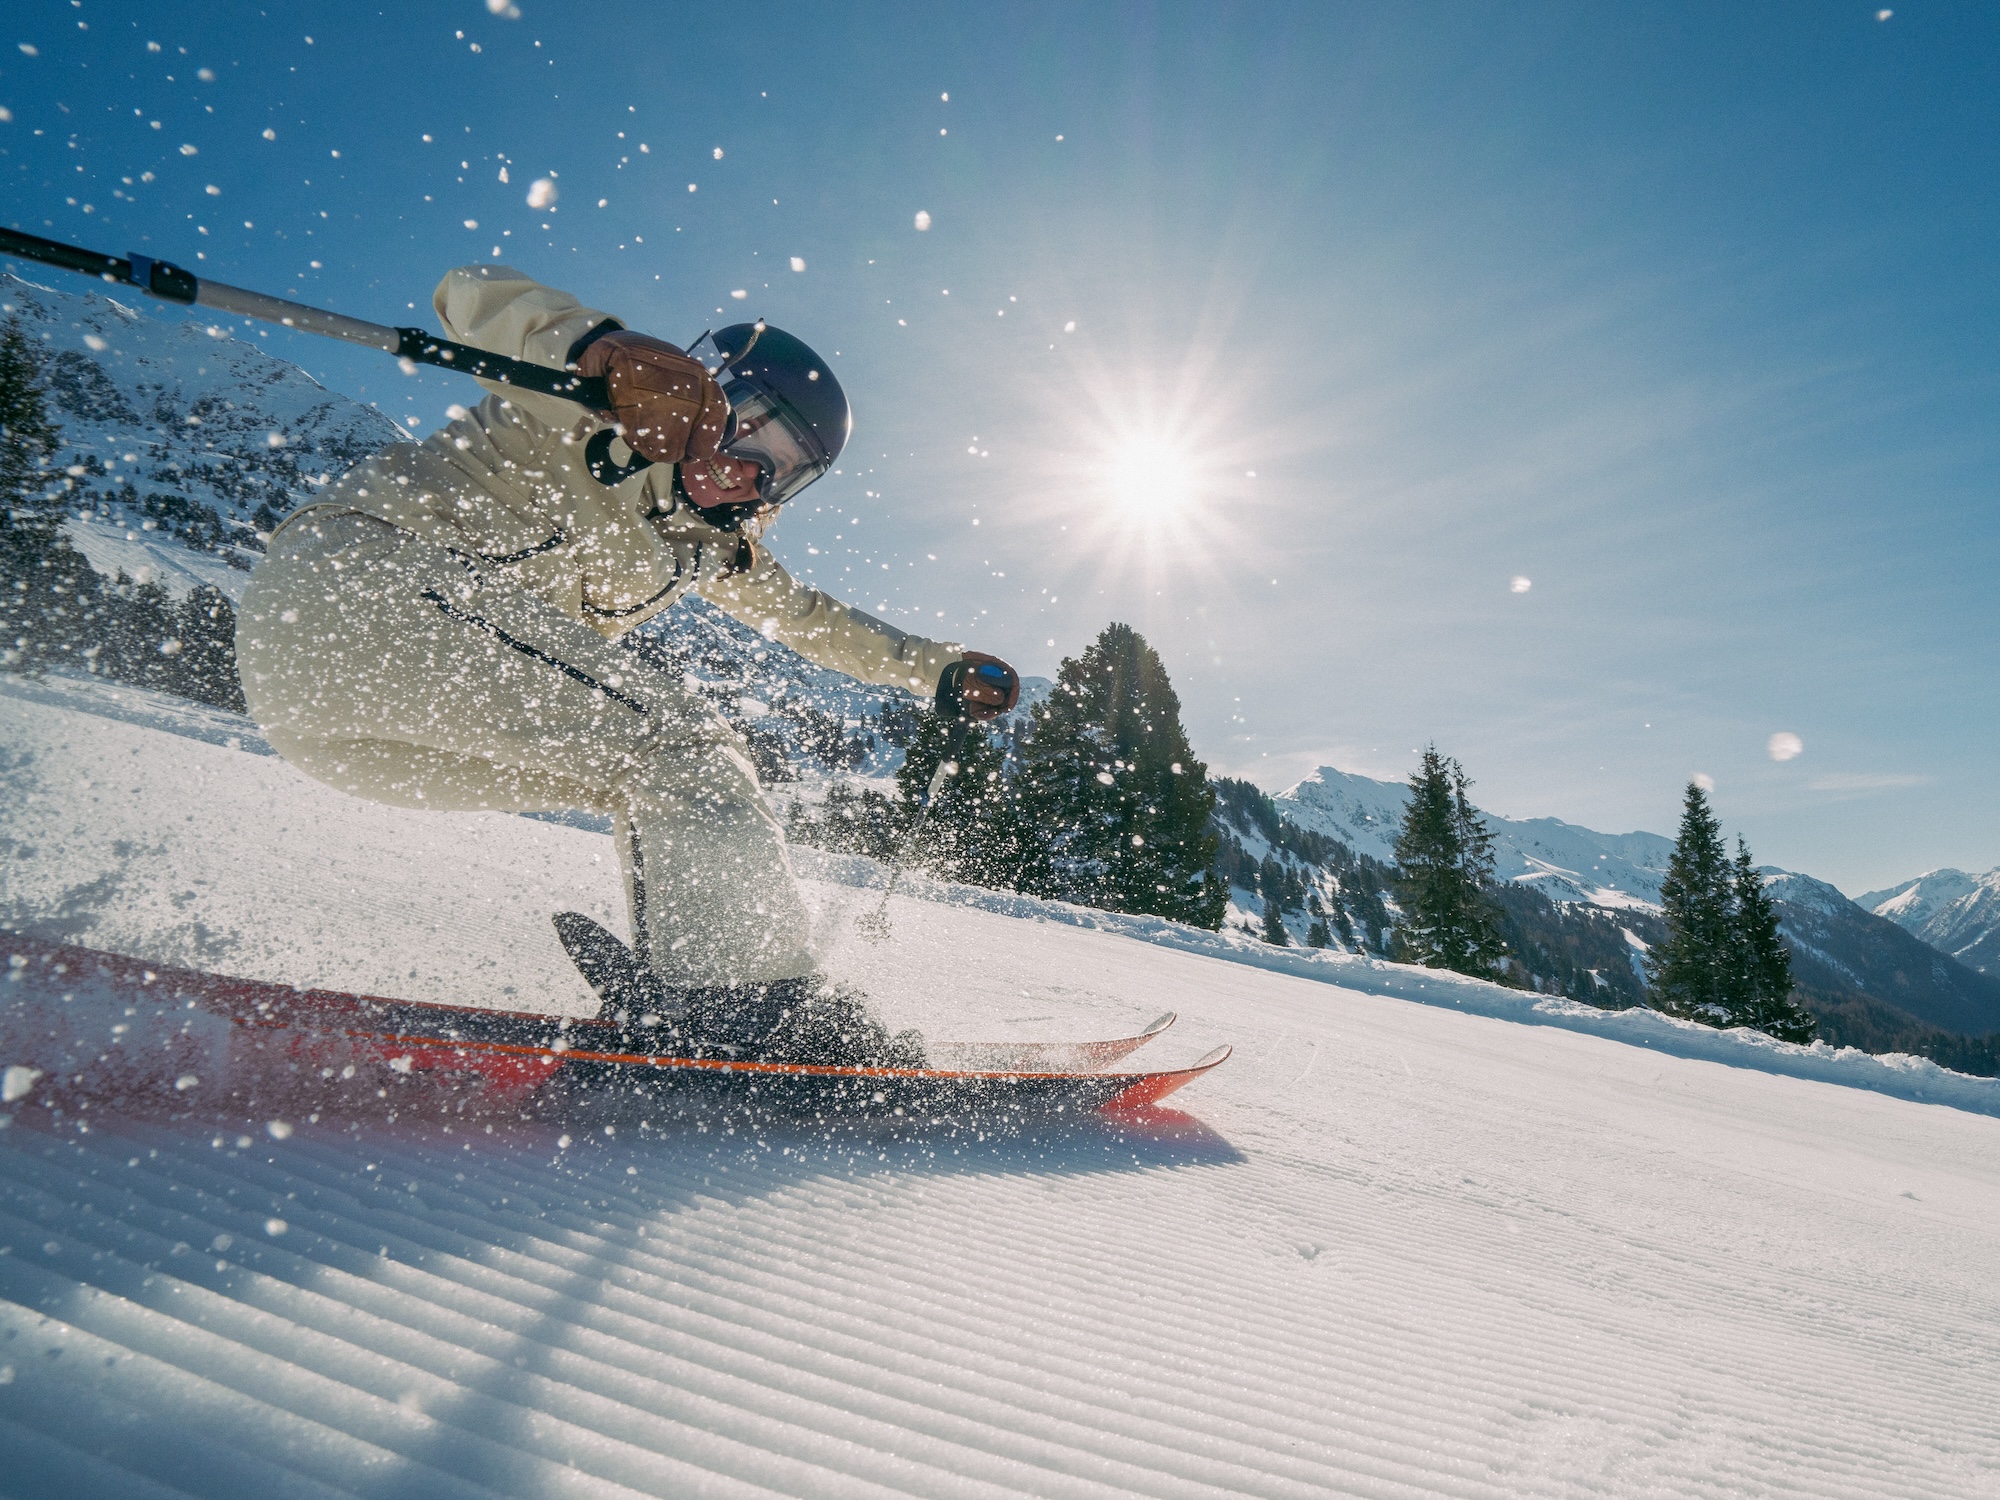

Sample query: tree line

[772,579,1823,1048]
[791,621,1228,928]
[1383,745,1815,1043]
[0,317,244,710]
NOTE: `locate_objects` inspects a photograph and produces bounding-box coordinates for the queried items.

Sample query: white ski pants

[235,510,815,987]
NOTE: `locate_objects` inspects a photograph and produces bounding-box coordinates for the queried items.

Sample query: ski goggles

[688,330,832,509]
[718,384,830,508]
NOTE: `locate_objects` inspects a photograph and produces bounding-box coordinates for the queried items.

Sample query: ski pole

[0,226,608,409]
[857,716,973,942]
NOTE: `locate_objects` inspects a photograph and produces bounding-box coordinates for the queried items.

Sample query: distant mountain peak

[1275,764,1674,911]
[1860,867,2000,977]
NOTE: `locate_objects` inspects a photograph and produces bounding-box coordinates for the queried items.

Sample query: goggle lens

[720,391,824,506]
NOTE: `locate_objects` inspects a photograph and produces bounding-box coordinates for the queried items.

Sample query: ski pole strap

[390,327,607,405]
[0,226,609,408]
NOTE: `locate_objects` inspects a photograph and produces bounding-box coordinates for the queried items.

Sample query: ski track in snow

[3,676,1999,1496]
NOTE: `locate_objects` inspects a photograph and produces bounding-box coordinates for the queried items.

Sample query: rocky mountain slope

[1861,867,2000,977]
[2,271,404,601]
[1770,870,2000,1039]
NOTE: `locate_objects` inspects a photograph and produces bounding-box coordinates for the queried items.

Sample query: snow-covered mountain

[2,271,403,602]
[1271,769,2000,1042]
[1277,765,1673,908]
[1861,867,2000,977]
[1768,870,2000,1037]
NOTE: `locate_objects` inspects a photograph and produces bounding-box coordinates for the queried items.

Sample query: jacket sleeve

[431,264,617,429]
[702,542,964,697]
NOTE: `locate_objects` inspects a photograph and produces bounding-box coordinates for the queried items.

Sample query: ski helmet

[687,322,849,510]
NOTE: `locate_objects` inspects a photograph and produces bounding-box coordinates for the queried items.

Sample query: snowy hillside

[1278,766,1673,908]
[5,674,2000,1497]
[1862,868,2000,977]
[1,272,404,602]
[1267,769,2000,1046]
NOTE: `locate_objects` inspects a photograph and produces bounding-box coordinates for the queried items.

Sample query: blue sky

[4,1,1996,893]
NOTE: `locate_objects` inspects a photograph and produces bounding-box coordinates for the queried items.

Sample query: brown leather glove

[574,331,731,466]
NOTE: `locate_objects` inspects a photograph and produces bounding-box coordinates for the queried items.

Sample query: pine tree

[0,317,59,508]
[1390,746,1507,976]
[1450,761,1499,906]
[1013,622,1225,926]
[1731,839,1816,1043]
[1258,855,1284,911]
[1305,916,1332,949]
[1260,897,1290,946]
[1647,782,1738,1025]
[1,324,84,675]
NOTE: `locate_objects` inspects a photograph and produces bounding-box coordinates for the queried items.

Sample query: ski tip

[1141,1010,1177,1037]
[1100,1043,1231,1112]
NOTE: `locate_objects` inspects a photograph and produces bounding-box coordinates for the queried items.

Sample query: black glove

[936,653,1021,722]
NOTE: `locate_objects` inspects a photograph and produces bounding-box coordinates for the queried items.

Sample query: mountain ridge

[1860,867,2000,976]
[1269,765,2000,1046]
[1278,764,1673,909]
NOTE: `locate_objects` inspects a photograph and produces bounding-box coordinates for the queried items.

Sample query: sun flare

[1100,434,1200,523]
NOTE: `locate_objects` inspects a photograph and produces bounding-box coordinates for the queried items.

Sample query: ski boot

[553,912,924,1067]
[684,974,927,1068]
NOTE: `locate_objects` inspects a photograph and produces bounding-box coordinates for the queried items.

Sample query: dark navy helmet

[689,322,850,508]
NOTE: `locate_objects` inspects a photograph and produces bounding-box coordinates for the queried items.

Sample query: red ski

[925,1010,1177,1074]
[0,936,1227,1118]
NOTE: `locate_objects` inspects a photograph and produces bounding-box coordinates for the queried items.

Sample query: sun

[1015,339,1271,593]
[1100,435,1200,522]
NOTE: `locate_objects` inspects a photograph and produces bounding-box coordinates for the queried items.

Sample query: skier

[234,264,1019,1064]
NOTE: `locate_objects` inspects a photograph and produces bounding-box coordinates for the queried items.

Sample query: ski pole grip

[921,719,974,806]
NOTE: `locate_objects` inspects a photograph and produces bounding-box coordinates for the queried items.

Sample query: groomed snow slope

[3,681,1999,1498]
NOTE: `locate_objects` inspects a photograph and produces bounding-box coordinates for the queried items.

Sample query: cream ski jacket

[278,264,963,697]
